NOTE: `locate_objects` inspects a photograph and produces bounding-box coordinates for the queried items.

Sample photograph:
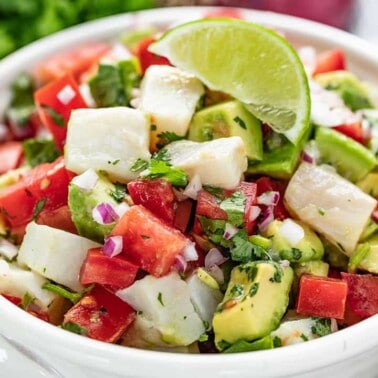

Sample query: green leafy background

[0,0,155,58]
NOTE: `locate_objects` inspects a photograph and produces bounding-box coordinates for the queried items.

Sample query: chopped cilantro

[150,124,157,131]
[157,292,164,306]
[233,115,247,130]
[156,131,185,148]
[220,191,246,227]
[108,159,120,165]
[109,182,127,203]
[318,207,326,216]
[230,283,244,298]
[300,333,309,342]
[41,104,65,127]
[42,282,92,304]
[130,158,149,172]
[32,198,47,220]
[197,216,228,248]
[61,322,88,336]
[22,138,60,167]
[203,320,210,329]
[272,336,282,347]
[291,248,302,261]
[249,282,259,297]
[269,264,283,283]
[311,318,331,337]
[202,185,225,198]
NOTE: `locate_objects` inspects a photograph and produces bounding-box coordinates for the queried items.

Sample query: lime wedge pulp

[149,18,310,144]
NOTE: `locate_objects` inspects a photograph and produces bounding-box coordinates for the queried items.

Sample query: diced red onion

[102,236,123,257]
[223,223,239,240]
[114,202,130,218]
[248,206,262,222]
[174,254,188,273]
[183,174,202,200]
[257,191,280,206]
[207,265,224,285]
[71,169,98,191]
[204,248,228,269]
[181,242,198,262]
[92,203,119,225]
[278,219,305,245]
[301,141,320,165]
[0,238,18,260]
[57,85,76,105]
[301,151,315,164]
[258,205,274,232]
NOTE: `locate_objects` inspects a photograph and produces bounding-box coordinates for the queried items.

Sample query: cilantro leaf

[109,182,127,203]
[311,318,331,337]
[220,191,246,227]
[197,216,229,248]
[42,282,92,304]
[41,104,65,127]
[22,138,60,167]
[156,131,186,148]
[32,198,47,220]
[130,158,149,172]
[61,322,88,336]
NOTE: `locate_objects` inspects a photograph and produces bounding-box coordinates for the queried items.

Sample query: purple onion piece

[258,205,275,233]
[223,223,238,240]
[248,206,262,222]
[174,254,188,273]
[205,248,228,270]
[102,236,123,257]
[257,191,280,206]
[181,242,198,262]
[92,203,119,225]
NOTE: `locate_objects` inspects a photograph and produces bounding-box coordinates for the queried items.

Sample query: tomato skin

[333,122,366,145]
[196,190,228,220]
[0,157,70,227]
[0,141,23,174]
[36,205,77,234]
[35,42,109,83]
[80,248,139,290]
[2,294,22,306]
[127,179,175,225]
[34,74,87,151]
[313,49,346,75]
[296,275,347,319]
[341,272,378,318]
[174,199,194,234]
[111,205,190,277]
[63,285,135,343]
[134,37,170,74]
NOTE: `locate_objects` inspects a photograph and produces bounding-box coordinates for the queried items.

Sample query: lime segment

[150,19,310,143]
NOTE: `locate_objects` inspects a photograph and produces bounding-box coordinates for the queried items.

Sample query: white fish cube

[65,107,151,183]
[18,223,100,292]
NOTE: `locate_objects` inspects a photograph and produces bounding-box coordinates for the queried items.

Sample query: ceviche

[0,10,377,354]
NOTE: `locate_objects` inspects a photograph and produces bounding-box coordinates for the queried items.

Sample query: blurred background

[0,0,376,59]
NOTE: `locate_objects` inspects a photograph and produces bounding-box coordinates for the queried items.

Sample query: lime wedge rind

[150,18,310,143]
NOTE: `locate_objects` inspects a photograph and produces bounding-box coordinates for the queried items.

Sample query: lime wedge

[150,19,310,144]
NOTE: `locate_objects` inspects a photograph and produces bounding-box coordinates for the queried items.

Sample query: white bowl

[0,6,377,378]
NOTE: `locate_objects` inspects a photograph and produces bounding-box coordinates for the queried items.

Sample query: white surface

[0,6,378,378]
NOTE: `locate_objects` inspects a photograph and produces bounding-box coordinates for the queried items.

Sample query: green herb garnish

[41,104,65,126]
[61,322,88,335]
[109,182,127,203]
[32,198,47,220]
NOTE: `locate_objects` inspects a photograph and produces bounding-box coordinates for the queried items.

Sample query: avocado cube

[212,261,293,350]
[357,172,378,198]
[188,100,263,161]
[315,126,376,182]
[358,235,378,274]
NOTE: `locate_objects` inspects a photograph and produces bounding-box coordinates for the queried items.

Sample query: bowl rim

[0,6,377,377]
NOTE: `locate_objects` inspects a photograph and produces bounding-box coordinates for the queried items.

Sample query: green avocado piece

[264,219,324,263]
[68,173,124,243]
[315,126,377,182]
[212,261,293,350]
[357,172,378,198]
[315,70,373,111]
[247,123,312,179]
[188,100,263,161]
[223,335,274,353]
[357,235,378,274]
[323,238,349,270]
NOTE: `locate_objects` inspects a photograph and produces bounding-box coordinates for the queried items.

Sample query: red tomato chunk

[63,285,135,343]
[0,157,70,227]
[111,205,190,277]
[0,141,23,174]
[313,49,346,75]
[80,248,139,290]
[341,272,378,319]
[296,275,347,319]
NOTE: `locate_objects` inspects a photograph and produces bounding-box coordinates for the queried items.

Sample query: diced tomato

[255,177,289,220]
[34,74,87,151]
[0,141,23,174]
[237,181,257,235]
[127,179,175,225]
[196,190,228,220]
[2,293,22,306]
[80,248,139,290]
[0,157,70,227]
[63,285,135,343]
[111,205,190,277]
[338,301,364,327]
[313,49,346,75]
[28,310,50,322]
[35,42,110,83]
[174,199,194,234]
[341,272,378,319]
[296,275,347,319]
[333,122,367,145]
[36,205,77,234]
[204,8,243,19]
[134,37,170,74]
